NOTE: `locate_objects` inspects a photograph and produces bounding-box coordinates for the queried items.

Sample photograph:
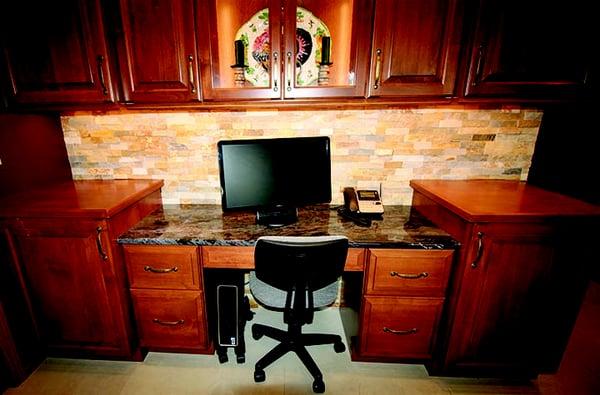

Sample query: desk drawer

[131,289,208,351]
[365,249,453,296]
[124,245,201,290]
[202,246,366,270]
[358,296,443,359]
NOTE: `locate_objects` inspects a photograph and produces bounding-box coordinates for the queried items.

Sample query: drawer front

[202,246,366,271]
[365,249,453,296]
[131,289,208,350]
[124,245,201,290]
[359,296,443,359]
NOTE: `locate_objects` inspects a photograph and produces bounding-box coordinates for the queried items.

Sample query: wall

[0,114,72,197]
[61,107,542,205]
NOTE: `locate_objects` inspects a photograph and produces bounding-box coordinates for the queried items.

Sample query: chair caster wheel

[254,369,265,383]
[252,326,263,340]
[312,379,325,393]
[236,354,245,364]
[217,353,228,363]
[334,341,346,353]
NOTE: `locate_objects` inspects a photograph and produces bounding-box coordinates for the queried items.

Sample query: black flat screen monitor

[217,137,331,223]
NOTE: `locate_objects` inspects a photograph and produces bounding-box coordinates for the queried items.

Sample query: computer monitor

[217,136,332,226]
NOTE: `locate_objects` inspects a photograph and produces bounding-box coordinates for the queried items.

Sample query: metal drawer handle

[97,55,108,95]
[373,48,382,89]
[188,54,196,93]
[390,271,429,279]
[471,231,484,268]
[144,265,178,273]
[383,327,418,335]
[95,227,109,261]
[152,318,185,326]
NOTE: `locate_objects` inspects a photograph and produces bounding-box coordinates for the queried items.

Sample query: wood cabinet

[116,0,201,103]
[124,245,210,353]
[197,0,373,100]
[0,0,116,105]
[463,0,590,99]
[0,180,163,358]
[356,249,453,360]
[368,0,464,97]
[410,179,599,376]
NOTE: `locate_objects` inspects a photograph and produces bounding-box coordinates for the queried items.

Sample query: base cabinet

[123,245,211,353]
[410,180,598,377]
[7,218,129,356]
[355,249,454,360]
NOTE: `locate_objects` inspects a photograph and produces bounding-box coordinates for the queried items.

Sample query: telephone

[343,187,384,215]
[338,187,384,227]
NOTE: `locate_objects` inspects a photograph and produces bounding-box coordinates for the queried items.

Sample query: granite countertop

[118,204,458,249]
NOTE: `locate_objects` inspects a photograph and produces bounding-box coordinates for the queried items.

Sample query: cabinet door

[445,223,587,375]
[281,0,373,98]
[368,0,464,97]
[117,0,201,103]
[10,219,126,355]
[464,0,590,99]
[197,0,282,100]
[1,0,115,105]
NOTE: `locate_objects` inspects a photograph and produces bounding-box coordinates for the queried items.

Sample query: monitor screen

[217,137,332,210]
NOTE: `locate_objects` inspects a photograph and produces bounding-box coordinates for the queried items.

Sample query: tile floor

[5,282,599,395]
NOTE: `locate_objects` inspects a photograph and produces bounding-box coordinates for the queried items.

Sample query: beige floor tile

[6,307,542,395]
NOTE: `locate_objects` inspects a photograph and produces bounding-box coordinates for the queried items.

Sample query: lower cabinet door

[131,289,208,351]
[358,296,444,359]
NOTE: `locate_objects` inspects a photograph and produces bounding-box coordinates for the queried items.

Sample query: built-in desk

[118,204,458,363]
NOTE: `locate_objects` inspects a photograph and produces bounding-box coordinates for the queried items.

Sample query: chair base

[251,323,346,393]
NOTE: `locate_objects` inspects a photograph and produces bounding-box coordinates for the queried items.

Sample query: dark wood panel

[0,114,72,198]
[124,245,201,290]
[359,296,444,359]
[368,0,464,97]
[464,0,590,99]
[365,249,453,297]
[131,289,209,351]
[1,0,115,105]
[117,0,200,103]
[445,223,588,375]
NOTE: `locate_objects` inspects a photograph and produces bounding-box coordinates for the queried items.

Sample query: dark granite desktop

[118,204,458,249]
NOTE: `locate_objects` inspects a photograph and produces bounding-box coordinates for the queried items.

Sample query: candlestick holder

[317,62,332,86]
[232,66,246,87]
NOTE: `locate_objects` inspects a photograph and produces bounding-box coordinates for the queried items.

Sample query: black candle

[234,40,245,66]
[321,36,331,64]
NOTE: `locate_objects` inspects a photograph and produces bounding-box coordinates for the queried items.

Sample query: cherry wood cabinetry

[356,249,454,360]
[124,245,210,353]
[463,0,590,99]
[0,180,163,359]
[116,0,201,103]
[368,0,464,98]
[0,0,116,105]
[197,0,373,100]
[410,180,600,376]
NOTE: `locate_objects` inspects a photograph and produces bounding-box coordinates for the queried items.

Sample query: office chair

[249,235,348,393]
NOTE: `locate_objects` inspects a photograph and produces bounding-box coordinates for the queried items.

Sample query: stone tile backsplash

[61,107,542,205]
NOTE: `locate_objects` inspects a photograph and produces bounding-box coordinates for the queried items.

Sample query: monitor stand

[256,205,298,227]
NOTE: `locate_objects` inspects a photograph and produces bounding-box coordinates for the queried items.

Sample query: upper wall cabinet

[463,0,590,99]
[116,0,201,103]
[367,0,464,98]
[197,0,373,100]
[0,0,116,106]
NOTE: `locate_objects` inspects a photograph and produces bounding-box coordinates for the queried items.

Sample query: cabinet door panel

[117,0,200,103]
[198,0,282,100]
[446,223,587,374]
[13,220,118,350]
[464,0,590,98]
[1,0,115,105]
[282,0,373,98]
[368,0,463,97]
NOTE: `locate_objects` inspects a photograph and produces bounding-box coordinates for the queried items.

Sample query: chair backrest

[254,236,349,294]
